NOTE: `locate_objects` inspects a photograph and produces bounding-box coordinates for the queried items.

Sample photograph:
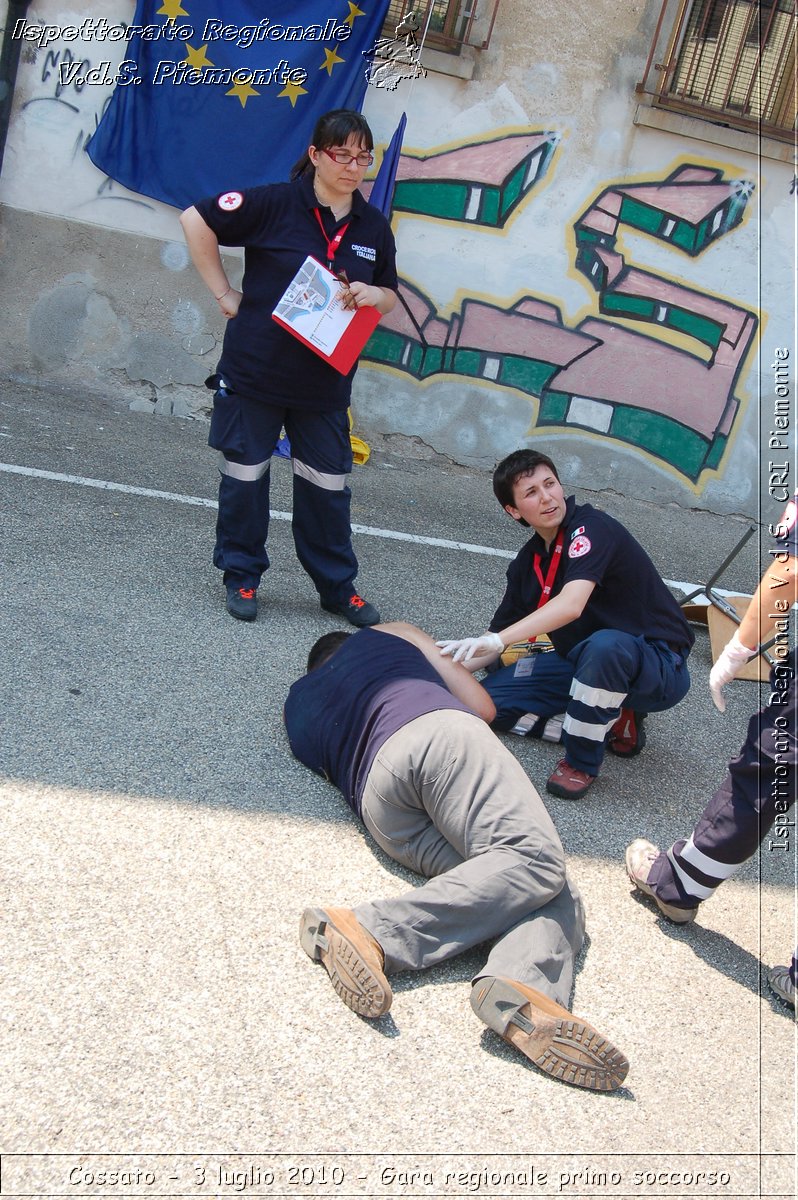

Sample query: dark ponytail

[290,108,374,179]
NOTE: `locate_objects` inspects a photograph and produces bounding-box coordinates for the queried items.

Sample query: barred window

[379,1,499,55]
[638,0,796,142]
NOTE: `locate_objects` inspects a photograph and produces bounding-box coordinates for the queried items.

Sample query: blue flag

[87,1,392,209]
[368,110,406,218]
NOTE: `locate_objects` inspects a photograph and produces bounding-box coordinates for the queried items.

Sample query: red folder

[272,257,382,375]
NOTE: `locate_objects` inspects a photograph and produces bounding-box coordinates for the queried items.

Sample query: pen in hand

[336,269,358,310]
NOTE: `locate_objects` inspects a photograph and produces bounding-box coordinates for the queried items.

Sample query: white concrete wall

[0,0,794,514]
[1,1,181,236]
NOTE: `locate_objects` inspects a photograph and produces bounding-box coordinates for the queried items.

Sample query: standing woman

[180,109,397,623]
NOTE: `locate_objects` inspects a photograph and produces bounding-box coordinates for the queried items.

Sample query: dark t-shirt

[284,629,472,818]
[489,497,694,657]
[195,174,398,409]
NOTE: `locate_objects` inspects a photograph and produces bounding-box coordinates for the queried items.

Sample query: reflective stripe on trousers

[649,651,797,908]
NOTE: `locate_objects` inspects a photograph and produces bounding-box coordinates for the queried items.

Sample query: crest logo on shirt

[568,534,592,558]
[218,191,243,211]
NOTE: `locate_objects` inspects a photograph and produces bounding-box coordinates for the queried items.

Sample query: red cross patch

[218,191,243,211]
[568,534,592,558]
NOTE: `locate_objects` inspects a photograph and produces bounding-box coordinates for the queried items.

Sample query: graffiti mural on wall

[363,144,757,485]
[386,131,561,227]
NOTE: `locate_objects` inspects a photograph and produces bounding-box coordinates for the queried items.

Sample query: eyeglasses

[321,148,374,168]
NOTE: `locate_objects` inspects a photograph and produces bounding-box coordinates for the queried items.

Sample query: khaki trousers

[355,710,585,1005]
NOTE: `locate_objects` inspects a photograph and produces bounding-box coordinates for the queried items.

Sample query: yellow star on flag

[157,0,189,21]
[182,44,214,70]
[343,3,365,28]
[320,48,345,75]
[278,79,309,107]
[226,74,260,108]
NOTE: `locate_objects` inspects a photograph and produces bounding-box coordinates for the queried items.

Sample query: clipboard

[272,255,381,375]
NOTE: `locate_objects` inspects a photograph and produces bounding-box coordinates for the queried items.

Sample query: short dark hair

[307,630,352,672]
[492,449,560,511]
[290,109,374,179]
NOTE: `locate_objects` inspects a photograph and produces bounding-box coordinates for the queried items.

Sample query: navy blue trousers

[209,387,358,601]
[483,629,690,774]
[649,650,796,981]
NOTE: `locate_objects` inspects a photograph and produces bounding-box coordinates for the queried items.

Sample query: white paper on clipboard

[273,256,354,355]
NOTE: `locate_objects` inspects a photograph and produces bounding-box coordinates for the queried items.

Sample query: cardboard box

[706,594,769,682]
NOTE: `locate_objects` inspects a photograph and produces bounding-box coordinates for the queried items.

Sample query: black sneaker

[226,585,257,622]
[321,593,380,627]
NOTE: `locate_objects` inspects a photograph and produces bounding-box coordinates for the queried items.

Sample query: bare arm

[709,553,797,710]
[494,578,596,646]
[179,206,241,318]
[375,622,496,723]
[738,554,798,648]
[440,578,597,670]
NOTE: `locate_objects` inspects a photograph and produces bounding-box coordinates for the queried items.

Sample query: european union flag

[87,0,392,209]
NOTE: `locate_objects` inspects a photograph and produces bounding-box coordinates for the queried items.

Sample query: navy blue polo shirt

[488,497,694,657]
[195,174,397,410]
[284,628,471,817]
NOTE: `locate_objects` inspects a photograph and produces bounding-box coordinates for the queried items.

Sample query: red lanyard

[533,530,564,605]
[527,529,564,643]
[313,207,350,268]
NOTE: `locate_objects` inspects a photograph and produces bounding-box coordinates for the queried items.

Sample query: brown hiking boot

[471,976,629,1091]
[625,839,698,924]
[299,906,391,1018]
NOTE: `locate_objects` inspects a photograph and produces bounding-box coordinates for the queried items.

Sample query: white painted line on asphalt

[0,460,745,595]
[0,461,517,559]
[1,462,221,508]
[350,521,516,558]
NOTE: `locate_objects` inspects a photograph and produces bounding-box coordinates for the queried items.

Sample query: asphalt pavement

[0,376,794,1199]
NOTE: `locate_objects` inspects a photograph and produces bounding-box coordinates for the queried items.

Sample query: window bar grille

[638,0,675,87]
[760,16,796,121]
[638,0,797,141]
[380,0,499,52]
[739,2,781,117]
[716,9,757,113]
[735,12,767,116]
[694,6,739,107]
[680,1,723,101]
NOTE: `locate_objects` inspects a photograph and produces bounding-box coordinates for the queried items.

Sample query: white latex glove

[437,632,504,664]
[709,630,756,712]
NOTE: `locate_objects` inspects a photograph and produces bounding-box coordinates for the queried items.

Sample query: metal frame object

[680,524,777,667]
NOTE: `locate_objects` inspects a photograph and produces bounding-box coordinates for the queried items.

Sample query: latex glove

[709,630,756,712]
[437,632,504,664]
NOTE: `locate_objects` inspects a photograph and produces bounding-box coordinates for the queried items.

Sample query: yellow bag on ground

[348,409,370,465]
